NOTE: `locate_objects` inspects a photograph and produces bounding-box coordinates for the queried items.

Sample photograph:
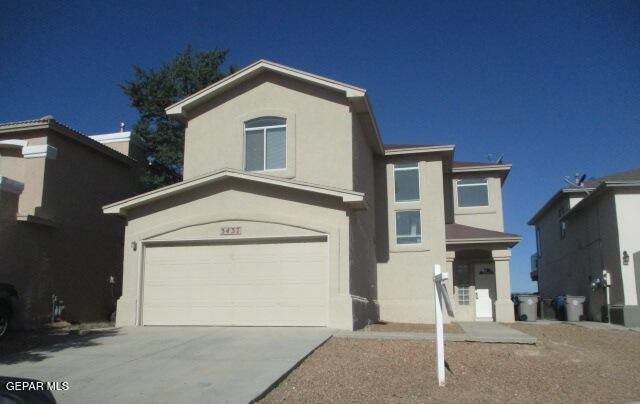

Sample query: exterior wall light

[131,241,137,251]
[623,251,629,266]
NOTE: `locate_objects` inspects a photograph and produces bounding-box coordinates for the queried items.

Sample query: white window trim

[560,219,567,239]
[393,163,421,203]
[244,123,287,172]
[395,209,423,245]
[455,178,489,208]
[457,286,471,305]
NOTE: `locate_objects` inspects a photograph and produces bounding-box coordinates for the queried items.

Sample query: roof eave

[361,94,385,154]
[446,236,522,246]
[527,188,591,225]
[0,120,135,166]
[452,164,512,182]
[164,60,383,155]
[165,60,367,118]
[452,164,511,173]
[561,181,640,220]
[0,121,50,135]
[603,180,640,188]
[384,145,455,156]
[103,169,366,216]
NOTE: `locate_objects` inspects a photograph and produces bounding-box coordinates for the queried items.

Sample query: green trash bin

[517,294,538,321]
[564,295,585,321]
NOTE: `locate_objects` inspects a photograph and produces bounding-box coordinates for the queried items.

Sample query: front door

[474,263,496,321]
[453,263,475,321]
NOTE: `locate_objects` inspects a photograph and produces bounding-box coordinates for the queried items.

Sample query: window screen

[245,129,264,171]
[396,210,421,244]
[394,163,419,202]
[244,117,286,171]
[456,178,489,207]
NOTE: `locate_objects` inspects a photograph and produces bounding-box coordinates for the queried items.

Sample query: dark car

[0,284,18,338]
[0,377,57,404]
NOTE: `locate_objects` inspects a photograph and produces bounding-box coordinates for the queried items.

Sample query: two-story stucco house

[529,168,640,327]
[0,116,143,328]
[105,60,521,330]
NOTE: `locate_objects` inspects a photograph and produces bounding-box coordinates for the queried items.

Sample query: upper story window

[535,227,542,256]
[456,178,489,207]
[244,117,286,171]
[396,210,422,244]
[560,220,567,239]
[394,162,420,202]
[558,207,567,239]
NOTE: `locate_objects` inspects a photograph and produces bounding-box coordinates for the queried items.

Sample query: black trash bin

[540,297,556,320]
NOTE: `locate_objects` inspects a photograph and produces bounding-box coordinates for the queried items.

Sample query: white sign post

[433,264,454,386]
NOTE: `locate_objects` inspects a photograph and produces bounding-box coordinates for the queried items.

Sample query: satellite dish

[487,153,505,164]
[563,176,575,187]
[563,173,591,193]
[578,174,587,186]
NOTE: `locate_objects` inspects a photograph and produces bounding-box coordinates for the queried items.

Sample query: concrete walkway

[336,322,536,344]
[0,326,333,404]
[458,322,537,344]
[335,330,467,342]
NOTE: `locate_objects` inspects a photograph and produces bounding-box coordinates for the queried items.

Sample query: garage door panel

[232,304,326,326]
[142,240,327,326]
[144,306,234,326]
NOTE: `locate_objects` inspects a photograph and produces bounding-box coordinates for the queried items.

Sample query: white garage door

[141,239,328,326]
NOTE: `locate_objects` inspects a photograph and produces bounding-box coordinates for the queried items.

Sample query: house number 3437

[220,226,241,235]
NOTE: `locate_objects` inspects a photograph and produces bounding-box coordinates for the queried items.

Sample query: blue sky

[1,0,638,292]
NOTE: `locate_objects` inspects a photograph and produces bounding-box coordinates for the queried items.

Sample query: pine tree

[121,46,237,189]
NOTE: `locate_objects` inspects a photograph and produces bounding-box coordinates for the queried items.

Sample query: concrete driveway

[0,326,333,403]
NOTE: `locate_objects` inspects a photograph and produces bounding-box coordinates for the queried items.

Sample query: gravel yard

[259,323,640,403]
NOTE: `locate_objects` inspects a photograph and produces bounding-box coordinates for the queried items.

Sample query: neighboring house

[0,116,142,328]
[104,60,520,330]
[529,168,640,326]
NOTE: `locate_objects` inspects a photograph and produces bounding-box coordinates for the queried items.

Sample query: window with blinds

[244,117,286,171]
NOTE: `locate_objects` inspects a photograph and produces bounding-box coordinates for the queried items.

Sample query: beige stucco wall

[0,128,139,328]
[116,178,360,330]
[348,114,378,327]
[116,70,383,330]
[614,190,640,306]
[451,174,504,231]
[101,140,130,156]
[534,196,573,292]
[535,195,588,301]
[375,155,448,323]
[0,132,48,217]
[0,189,54,327]
[99,140,147,168]
[183,71,354,190]
[536,191,622,321]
